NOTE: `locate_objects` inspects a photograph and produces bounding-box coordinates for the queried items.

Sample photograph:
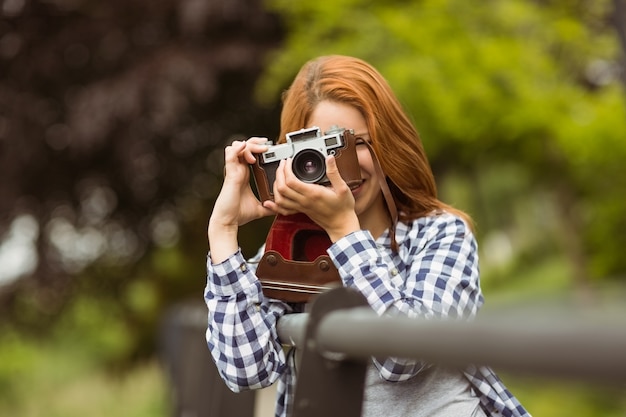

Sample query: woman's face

[307,100,389,236]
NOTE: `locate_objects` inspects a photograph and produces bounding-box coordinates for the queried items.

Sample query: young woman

[205,55,530,417]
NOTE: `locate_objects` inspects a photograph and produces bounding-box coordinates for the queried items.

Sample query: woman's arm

[208,138,274,264]
[205,249,292,390]
[328,213,482,381]
[205,137,289,390]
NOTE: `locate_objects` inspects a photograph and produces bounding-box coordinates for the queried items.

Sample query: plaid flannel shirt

[205,212,530,417]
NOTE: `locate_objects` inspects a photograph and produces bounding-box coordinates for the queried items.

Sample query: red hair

[279,55,472,227]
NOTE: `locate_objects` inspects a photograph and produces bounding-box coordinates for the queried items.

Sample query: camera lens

[292,150,325,183]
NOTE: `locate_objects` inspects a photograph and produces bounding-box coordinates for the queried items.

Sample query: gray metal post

[160,302,256,417]
[290,287,370,417]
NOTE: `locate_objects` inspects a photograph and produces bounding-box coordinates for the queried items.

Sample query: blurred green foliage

[0,322,167,417]
[259,0,626,285]
[504,375,626,417]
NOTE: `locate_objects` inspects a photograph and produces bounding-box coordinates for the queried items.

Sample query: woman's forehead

[307,100,367,133]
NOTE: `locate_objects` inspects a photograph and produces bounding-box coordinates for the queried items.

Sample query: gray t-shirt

[361,364,486,417]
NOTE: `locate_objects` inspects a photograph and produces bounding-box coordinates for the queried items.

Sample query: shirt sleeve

[204,249,292,391]
[327,213,483,381]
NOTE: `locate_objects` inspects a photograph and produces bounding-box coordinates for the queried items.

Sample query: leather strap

[364,141,399,252]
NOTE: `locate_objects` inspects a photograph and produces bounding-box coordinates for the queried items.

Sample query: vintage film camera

[251,126,362,202]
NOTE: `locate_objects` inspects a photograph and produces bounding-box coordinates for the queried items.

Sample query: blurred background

[1,0,625,416]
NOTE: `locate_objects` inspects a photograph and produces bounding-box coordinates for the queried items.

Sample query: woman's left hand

[263,156,361,242]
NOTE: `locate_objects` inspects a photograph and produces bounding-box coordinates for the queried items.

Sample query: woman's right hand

[208,137,274,263]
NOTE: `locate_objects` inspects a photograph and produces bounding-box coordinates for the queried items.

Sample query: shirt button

[240,263,247,272]
[391,268,398,276]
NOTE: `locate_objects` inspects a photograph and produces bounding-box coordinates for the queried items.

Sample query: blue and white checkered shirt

[205,212,530,417]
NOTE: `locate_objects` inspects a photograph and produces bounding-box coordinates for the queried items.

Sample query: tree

[258,0,626,287]
[0,0,283,349]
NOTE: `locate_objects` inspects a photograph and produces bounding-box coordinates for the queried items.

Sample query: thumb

[325,155,346,189]
[258,202,276,218]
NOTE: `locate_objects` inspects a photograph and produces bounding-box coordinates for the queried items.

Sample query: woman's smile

[306,100,389,238]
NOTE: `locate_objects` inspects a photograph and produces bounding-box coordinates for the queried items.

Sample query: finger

[324,155,348,191]
[262,200,298,216]
[272,160,294,201]
[276,159,308,201]
[224,140,258,183]
[283,158,312,194]
[283,158,299,186]
[255,202,276,219]
[225,140,246,157]
[248,136,270,144]
[243,137,270,164]
[223,141,247,175]
[273,159,289,191]
[271,160,307,208]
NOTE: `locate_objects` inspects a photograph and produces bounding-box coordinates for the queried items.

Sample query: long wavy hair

[279,55,472,227]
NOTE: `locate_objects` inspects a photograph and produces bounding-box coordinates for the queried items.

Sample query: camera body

[251,126,362,202]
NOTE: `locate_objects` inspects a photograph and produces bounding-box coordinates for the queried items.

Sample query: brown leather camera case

[256,213,342,303]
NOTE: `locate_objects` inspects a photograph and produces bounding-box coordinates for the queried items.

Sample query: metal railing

[161,287,626,417]
[277,287,626,417]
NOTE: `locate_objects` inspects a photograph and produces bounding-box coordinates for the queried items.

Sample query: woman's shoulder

[397,211,474,245]
[405,210,471,231]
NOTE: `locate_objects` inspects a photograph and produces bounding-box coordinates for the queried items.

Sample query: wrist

[208,214,239,236]
[208,220,239,264]
[327,217,360,243]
